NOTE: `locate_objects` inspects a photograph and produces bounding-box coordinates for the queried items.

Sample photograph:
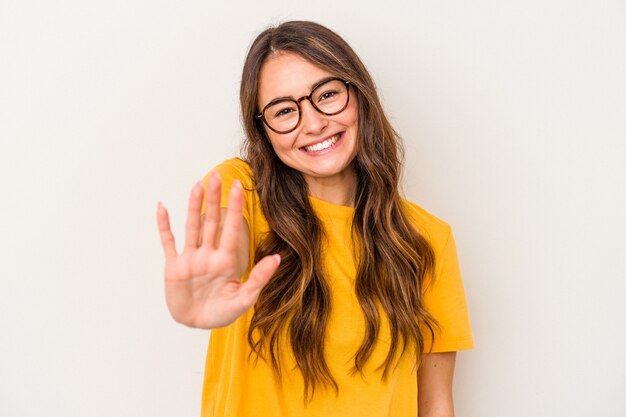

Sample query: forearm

[418,400,454,417]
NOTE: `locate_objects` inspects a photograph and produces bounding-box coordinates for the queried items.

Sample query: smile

[302,133,342,153]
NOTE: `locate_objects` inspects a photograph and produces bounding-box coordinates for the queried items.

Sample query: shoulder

[401,199,453,254]
[202,158,260,223]
[404,200,474,351]
[212,157,253,178]
[210,158,255,189]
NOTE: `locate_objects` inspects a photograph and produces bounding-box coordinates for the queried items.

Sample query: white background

[1,1,625,416]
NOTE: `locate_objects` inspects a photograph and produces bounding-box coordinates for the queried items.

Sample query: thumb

[238,254,281,310]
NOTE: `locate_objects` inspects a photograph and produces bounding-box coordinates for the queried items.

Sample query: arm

[418,351,457,417]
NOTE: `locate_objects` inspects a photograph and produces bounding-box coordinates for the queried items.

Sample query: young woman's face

[257,52,359,188]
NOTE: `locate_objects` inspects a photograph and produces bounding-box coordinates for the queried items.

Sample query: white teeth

[304,134,340,152]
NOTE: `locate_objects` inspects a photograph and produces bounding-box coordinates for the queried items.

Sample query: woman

[157,21,473,417]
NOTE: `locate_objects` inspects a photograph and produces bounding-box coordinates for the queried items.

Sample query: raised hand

[156,172,280,329]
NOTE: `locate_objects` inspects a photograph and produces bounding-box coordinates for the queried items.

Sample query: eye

[274,107,296,118]
[266,100,298,119]
[318,90,339,102]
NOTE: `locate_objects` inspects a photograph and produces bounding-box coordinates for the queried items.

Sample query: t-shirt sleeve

[423,227,474,352]
[200,158,253,225]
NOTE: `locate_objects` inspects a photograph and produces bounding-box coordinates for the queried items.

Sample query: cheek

[267,133,296,154]
[344,110,359,135]
[344,99,359,128]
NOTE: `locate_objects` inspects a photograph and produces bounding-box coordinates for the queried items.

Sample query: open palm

[156,172,280,329]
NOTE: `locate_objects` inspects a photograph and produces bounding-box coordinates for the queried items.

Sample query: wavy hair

[240,21,438,401]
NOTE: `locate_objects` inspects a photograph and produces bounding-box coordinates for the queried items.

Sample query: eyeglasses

[256,77,351,134]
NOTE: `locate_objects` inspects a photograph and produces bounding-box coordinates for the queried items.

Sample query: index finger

[218,180,243,253]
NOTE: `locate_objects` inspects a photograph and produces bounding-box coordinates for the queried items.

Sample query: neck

[304,169,356,207]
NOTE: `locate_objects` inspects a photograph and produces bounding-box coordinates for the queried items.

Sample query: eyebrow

[261,76,338,110]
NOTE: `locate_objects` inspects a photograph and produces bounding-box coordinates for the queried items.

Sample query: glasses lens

[263,100,300,133]
[311,79,349,115]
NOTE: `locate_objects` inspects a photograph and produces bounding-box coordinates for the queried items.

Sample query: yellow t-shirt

[200,158,473,417]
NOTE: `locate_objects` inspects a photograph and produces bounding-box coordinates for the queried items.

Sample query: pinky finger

[157,202,178,261]
[238,254,281,310]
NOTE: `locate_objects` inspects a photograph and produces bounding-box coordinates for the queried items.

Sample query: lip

[299,132,344,153]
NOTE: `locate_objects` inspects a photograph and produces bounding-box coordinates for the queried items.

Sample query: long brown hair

[240,21,438,401]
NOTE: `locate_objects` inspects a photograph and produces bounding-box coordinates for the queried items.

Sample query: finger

[219,180,243,253]
[183,181,204,251]
[201,171,222,249]
[238,254,281,310]
[156,202,178,261]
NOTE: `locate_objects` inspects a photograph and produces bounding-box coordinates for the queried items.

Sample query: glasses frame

[255,77,351,134]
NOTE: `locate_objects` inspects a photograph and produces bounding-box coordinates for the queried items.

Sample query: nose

[299,99,328,134]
